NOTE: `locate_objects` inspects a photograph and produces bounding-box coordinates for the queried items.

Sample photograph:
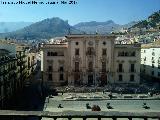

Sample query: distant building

[26,49,38,78]
[141,46,160,82]
[41,35,141,87]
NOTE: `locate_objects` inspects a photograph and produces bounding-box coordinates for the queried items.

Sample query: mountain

[0,18,138,40]
[131,10,160,29]
[74,20,137,34]
[0,17,81,40]
[0,22,32,33]
[74,20,121,34]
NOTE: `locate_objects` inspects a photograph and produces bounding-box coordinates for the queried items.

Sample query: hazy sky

[0,0,160,25]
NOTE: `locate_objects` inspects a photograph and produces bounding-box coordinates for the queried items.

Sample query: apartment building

[0,41,37,109]
[41,43,68,86]
[0,42,17,108]
[141,45,160,82]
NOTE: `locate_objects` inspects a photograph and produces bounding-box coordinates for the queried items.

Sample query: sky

[0,0,160,25]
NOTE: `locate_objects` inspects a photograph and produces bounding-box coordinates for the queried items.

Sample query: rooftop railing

[0,110,160,120]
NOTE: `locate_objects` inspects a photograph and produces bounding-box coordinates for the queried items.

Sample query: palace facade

[41,34,141,87]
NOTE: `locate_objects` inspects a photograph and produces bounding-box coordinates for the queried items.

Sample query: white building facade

[141,46,160,81]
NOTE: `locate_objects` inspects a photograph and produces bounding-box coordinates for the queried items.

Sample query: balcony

[0,110,159,120]
[87,69,94,72]
[72,69,81,73]
[129,69,136,73]
[117,69,124,73]
[100,69,108,73]
[86,51,95,56]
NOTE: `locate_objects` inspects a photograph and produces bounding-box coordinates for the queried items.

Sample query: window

[28,57,30,68]
[75,48,79,55]
[75,62,79,72]
[158,65,160,69]
[48,74,52,81]
[58,52,64,56]
[130,75,134,82]
[88,62,93,72]
[119,64,123,72]
[119,75,123,81]
[152,64,154,68]
[47,52,51,56]
[75,42,79,45]
[119,51,125,56]
[102,62,106,72]
[48,66,52,72]
[103,41,106,45]
[131,51,136,56]
[130,64,135,72]
[125,52,129,56]
[59,66,63,72]
[87,47,94,55]
[60,74,64,81]
[152,52,155,56]
[152,57,154,60]
[102,49,107,55]
[158,59,160,64]
[51,52,57,56]
[118,52,121,56]
[143,69,146,73]
[158,72,160,77]
[144,50,146,53]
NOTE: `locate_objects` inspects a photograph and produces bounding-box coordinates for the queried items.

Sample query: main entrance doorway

[100,74,107,86]
[74,73,80,86]
[88,75,93,85]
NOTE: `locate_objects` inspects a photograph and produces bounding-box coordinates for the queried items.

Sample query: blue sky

[0,0,160,25]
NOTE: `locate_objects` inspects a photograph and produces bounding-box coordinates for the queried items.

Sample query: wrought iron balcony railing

[129,69,136,73]
[117,69,124,73]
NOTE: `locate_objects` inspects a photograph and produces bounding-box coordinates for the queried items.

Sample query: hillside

[132,10,160,29]
[0,17,81,40]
